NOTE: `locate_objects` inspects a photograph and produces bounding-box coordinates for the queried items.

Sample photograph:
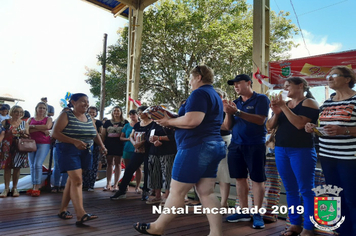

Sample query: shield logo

[314,196,341,225]
[281,66,291,78]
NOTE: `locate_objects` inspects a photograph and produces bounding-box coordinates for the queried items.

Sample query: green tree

[86,0,298,110]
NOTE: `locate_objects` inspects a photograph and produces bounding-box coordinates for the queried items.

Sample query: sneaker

[226,213,251,223]
[141,191,149,201]
[87,188,94,192]
[252,214,265,229]
[110,191,126,200]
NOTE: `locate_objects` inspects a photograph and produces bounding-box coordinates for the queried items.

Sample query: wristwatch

[233,109,241,117]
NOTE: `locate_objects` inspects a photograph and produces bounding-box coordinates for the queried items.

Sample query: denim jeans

[172,141,226,183]
[52,146,68,187]
[28,144,51,185]
[274,146,317,230]
[321,157,356,235]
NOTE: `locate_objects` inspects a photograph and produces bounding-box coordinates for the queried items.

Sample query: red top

[29,117,51,144]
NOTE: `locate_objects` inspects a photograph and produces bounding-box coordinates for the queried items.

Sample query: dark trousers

[119,152,148,193]
[82,146,100,189]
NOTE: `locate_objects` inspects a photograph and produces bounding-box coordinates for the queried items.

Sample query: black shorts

[227,143,266,182]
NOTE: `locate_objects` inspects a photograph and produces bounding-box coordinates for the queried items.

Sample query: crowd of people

[0,65,355,235]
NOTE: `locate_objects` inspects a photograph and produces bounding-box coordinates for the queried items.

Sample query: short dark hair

[137,106,148,113]
[129,109,137,115]
[68,93,88,108]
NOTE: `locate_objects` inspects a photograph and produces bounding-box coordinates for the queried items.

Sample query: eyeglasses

[195,66,204,77]
[326,74,345,80]
[13,110,24,114]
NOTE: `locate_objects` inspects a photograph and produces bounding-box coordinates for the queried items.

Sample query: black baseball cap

[0,104,10,111]
[227,74,252,85]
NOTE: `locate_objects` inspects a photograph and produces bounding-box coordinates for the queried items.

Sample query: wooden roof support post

[252,0,270,94]
[125,7,144,115]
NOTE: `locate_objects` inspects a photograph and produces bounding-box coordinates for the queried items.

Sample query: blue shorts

[228,143,266,182]
[172,141,226,183]
[57,142,92,173]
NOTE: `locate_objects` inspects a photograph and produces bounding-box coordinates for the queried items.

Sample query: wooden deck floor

[0,187,287,236]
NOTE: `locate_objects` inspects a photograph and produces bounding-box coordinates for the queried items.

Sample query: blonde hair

[34,102,48,117]
[9,105,24,118]
[190,65,214,84]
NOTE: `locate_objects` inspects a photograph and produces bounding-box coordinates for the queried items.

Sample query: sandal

[146,197,162,205]
[135,188,142,194]
[280,230,301,236]
[12,188,20,197]
[58,211,73,220]
[0,189,10,198]
[75,213,98,226]
[51,186,59,193]
[58,186,65,193]
[31,190,40,197]
[133,222,161,236]
[103,186,111,191]
[26,189,33,195]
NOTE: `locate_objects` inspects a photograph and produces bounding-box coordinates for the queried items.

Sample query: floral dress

[0,120,29,169]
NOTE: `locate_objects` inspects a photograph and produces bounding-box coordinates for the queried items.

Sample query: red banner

[268,50,356,88]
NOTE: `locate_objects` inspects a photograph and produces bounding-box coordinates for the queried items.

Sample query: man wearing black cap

[223,74,270,229]
[41,97,54,117]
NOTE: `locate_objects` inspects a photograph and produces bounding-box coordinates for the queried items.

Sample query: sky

[1,0,355,119]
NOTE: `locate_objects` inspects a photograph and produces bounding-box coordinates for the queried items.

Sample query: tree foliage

[85,0,298,110]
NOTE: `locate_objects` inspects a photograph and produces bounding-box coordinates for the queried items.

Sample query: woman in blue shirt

[120,109,141,193]
[134,65,226,236]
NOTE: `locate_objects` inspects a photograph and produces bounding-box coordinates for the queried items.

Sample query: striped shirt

[319,95,356,160]
[60,111,97,144]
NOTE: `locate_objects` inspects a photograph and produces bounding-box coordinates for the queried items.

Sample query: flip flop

[280,230,301,236]
[57,211,73,220]
[75,213,98,226]
[133,222,161,236]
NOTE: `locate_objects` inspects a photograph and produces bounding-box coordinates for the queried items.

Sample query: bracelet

[345,127,350,135]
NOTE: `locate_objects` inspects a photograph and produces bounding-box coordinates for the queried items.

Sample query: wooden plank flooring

[0,187,287,236]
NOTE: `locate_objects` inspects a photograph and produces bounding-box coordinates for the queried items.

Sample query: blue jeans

[28,144,51,185]
[274,146,316,230]
[52,146,68,187]
[321,157,356,235]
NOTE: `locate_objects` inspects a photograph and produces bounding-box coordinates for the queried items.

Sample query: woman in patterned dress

[0,105,30,198]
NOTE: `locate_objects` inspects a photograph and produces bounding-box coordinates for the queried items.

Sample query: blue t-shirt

[231,92,270,145]
[122,122,135,153]
[175,84,223,149]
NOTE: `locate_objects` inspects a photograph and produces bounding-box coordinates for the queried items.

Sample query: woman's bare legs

[219,182,230,208]
[139,179,194,235]
[105,155,114,190]
[60,169,86,221]
[113,156,122,189]
[12,167,21,189]
[195,178,223,236]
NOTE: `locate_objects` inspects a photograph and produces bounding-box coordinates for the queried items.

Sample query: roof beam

[139,0,158,10]
[112,3,129,17]
[117,0,139,10]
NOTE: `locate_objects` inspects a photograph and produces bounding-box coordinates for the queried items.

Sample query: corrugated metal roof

[82,0,130,18]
